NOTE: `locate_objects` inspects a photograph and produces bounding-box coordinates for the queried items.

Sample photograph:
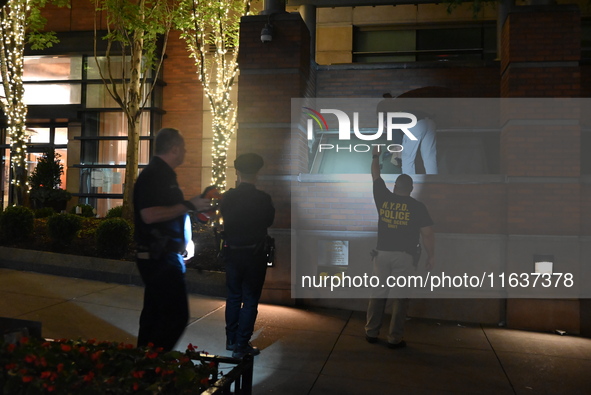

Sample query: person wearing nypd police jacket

[220,153,275,359]
[365,144,435,350]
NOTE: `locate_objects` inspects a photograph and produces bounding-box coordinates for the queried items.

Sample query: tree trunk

[0,0,28,206]
[121,30,144,221]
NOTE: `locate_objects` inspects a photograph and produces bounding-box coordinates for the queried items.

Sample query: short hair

[395,174,413,194]
[154,128,184,155]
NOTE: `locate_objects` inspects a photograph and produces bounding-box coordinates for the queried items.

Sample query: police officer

[221,153,275,359]
[365,144,435,349]
[134,128,211,351]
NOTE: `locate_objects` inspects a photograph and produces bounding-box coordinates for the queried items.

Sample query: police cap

[234,153,264,174]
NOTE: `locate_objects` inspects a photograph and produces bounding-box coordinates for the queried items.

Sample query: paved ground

[1,268,591,394]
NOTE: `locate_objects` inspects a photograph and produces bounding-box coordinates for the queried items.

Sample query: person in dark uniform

[365,144,435,349]
[221,153,275,359]
[134,128,211,352]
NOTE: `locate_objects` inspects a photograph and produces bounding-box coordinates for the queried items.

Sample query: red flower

[132,370,145,379]
[24,354,37,364]
[87,338,96,345]
[6,343,16,352]
[5,363,17,370]
[146,351,158,359]
[61,344,71,352]
[187,343,196,351]
[133,382,140,391]
[57,363,64,373]
[40,371,52,380]
[20,337,29,344]
[22,376,34,383]
[155,367,162,375]
[200,377,210,385]
[83,371,95,382]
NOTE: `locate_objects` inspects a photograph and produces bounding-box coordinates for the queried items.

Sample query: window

[22,56,82,104]
[353,24,497,63]
[76,53,163,215]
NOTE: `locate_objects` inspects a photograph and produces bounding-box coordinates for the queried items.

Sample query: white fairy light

[0,0,29,194]
[179,0,250,192]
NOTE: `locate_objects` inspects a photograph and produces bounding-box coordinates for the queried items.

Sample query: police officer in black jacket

[134,128,211,351]
[221,153,275,359]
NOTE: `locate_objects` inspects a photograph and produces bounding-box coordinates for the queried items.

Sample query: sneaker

[226,340,235,351]
[387,340,407,349]
[365,335,378,344]
[232,342,260,359]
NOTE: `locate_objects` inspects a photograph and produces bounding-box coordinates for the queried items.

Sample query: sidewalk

[1,267,590,394]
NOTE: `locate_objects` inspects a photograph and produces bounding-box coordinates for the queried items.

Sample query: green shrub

[96,218,133,259]
[70,204,95,218]
[0,206,34,243]
[47,213,82,246]
[105,205,123,218]
[34,207,56,218]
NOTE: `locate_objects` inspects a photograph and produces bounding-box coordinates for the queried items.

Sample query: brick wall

[161,31,204,199]
[316,65,500,98]
[500,8,581,70]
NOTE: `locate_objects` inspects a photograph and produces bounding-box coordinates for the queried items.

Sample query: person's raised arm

[371,145,381,181]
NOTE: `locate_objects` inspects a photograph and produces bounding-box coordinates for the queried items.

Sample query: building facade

[1,0,590,334]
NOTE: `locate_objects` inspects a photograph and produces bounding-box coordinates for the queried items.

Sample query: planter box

[0,247,226,298]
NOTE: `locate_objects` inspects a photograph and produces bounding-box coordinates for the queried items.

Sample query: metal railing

[190,352,254,395]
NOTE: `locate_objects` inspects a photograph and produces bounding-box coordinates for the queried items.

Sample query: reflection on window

[55,128,68,145]
[310,133,499,175]
[24,56,82,81]
[353,24,496,63]
[86,56,152,80]
[23,84,82,105]
[86,84,151,108]
[27,127,51,144]
[22,56,83,105]
[82,140,150,166]
[88,168,125,194]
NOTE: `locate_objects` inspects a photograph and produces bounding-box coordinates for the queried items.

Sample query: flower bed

[0,337,219,394]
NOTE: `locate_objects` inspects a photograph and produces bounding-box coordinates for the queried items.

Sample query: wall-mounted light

[261,23,274,43]
[534,254,554,274]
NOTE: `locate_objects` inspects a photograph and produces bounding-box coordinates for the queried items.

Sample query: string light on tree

[0,0,29,200]
[178,0,251,192]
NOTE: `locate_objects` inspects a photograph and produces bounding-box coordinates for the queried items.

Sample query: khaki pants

[365,250,414,344]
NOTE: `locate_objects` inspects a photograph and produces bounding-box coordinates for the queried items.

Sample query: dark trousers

[137,252,189,352]
[224,249,267,347]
